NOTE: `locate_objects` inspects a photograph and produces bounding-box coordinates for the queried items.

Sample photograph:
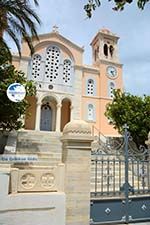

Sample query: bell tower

[90,28,123,136]
[91,28,120,65]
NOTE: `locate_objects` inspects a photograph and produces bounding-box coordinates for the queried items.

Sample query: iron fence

[91,155,150,198]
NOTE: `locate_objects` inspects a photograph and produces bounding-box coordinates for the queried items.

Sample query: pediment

[34,32,84,53]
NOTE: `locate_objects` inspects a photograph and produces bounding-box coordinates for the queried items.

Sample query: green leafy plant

[0,0,41,56]
[0,47,36,131]
[105,89,150,148]
[84,0,149,18]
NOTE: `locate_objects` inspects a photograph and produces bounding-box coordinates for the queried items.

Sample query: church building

[12,27,123,136]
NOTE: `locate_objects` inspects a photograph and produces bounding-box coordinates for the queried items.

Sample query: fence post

[124,124,129,223]
[61,120,93,225]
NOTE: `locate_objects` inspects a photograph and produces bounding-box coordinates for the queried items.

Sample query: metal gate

[90,125,150,224]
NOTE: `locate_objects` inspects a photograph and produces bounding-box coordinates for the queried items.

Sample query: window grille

[87,79,94,95]
[45,46,60,82]
[31,54,41,80]
[109,81,115,98]
[63,59,72,83]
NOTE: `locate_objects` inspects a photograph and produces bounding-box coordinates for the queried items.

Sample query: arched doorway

[61,98,71,132]
[40,96,57,131]
[40,103,52,131]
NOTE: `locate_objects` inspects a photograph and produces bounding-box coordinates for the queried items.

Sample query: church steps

[16,130,63,166]
[17,130,62,139]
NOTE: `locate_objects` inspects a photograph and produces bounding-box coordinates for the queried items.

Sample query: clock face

[107,66,117,78]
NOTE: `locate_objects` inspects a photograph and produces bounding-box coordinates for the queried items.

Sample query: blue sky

[10,0,150,96]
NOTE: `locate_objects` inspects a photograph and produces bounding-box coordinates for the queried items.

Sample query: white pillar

[70,104,74,121]
[56,103,62,132]
[35,102,41,131]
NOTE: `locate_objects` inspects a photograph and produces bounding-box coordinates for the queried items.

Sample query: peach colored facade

[12,27,123,137]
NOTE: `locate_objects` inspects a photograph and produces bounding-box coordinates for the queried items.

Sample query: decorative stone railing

[10,163,65,193]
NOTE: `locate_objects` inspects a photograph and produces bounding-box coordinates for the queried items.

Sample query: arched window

[109,45,114,57]
[45,46,60,82]
[63,59,72,84]
[31,54,41,80]
[87,79,95,96]
[109,81,115,98]
[87,104,95,121]
[104,44,108,57]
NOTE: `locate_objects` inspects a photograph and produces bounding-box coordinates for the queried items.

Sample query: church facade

[12,27,123,136]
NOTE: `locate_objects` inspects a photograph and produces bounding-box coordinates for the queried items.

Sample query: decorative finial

[52,25,59,33]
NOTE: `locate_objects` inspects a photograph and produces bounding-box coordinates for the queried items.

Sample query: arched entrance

[40,103,52,131]
[61,98,71,132]
[40,96,57,131]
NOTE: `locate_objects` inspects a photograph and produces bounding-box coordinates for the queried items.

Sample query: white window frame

[86,103,96,121]
[62,59,73,85]
[86,78,96,96]
[31,54,42,81]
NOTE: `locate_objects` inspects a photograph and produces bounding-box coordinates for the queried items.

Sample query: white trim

[39,93,59,103]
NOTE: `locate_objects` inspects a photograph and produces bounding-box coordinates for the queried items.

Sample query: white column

[35,102,41,131]
[56,103,62,132]
[70,104,74,121]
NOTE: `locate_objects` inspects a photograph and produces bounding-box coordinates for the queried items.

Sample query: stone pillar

[61,120,93,225]
[56,103,62,132]
[70,104,74,121]
[35,102,41,131]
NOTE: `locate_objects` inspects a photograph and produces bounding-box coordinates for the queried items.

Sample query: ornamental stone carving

[41,173,55,189]
[21,173,36,189]
[11,164,65,193]
[63,120,91,136]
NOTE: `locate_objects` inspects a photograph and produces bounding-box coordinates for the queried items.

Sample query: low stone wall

[10,164,64,193]
[0,166,65,225]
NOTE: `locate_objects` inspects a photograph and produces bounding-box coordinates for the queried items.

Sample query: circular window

[48,85,53,90]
